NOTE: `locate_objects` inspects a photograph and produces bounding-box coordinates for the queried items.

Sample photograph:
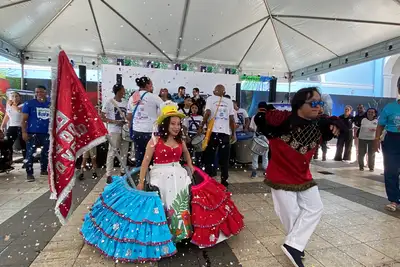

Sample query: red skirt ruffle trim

[190,176,244,248]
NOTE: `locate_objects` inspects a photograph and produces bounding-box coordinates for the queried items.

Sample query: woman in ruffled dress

[137,101,194,243]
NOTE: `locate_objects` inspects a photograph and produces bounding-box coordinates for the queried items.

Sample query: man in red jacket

[255,87,341,267]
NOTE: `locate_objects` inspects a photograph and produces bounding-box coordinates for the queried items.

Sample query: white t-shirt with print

[102,98,128,133]
[127,91,163,133]
[359,118,378,140]
[183,115,204,135]
[6,104,23,127]
[179,108,190,116]
[205,95,235,135]
[235,108,249,132]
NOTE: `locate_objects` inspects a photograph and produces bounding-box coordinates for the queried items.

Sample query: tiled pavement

[1,147,400,267]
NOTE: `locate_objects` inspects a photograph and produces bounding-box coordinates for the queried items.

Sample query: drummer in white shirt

[127,76,163,167]
[249,101,269,178]
[233,100,250,132]
[199,85,236,187]
[101,84,129,184]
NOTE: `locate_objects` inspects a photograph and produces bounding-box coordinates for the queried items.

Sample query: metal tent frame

[1,0,400,83]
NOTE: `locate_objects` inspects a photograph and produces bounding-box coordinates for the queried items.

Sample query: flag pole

[105,135,136,188]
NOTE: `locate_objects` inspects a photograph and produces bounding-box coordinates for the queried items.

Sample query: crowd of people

[0,86,51,181]
[0,76,399,267]
[313,103,381,172]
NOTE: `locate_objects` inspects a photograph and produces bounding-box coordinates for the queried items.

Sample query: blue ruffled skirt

[81,176,177,263]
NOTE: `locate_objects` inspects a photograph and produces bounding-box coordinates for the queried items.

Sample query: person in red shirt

[255,87,342,267]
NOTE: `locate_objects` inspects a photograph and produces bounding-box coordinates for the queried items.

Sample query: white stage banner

[101,65,239,104]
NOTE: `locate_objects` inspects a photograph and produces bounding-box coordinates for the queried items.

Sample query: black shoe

[92,172,98,179]
[322,155,326,161]
[301,251,305,259]
[359,167,364,171]
[106,176,113,184]
[281,244,305,267]
[78,172,85,180]
[40,171,48,176]
[221,180,229,187]
[27,175,35,182]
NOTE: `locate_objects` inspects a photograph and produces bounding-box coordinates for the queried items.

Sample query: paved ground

[1,146,399,267]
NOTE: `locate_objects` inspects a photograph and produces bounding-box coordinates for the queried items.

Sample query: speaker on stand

[116,74,122,85]
[235,83,241,103]
[268,77,277,103]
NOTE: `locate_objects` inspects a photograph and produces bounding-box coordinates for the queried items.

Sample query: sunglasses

[306,101,325,108]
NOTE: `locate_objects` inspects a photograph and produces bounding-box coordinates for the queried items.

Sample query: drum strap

[111,99,127,122]
[189,116,199,130]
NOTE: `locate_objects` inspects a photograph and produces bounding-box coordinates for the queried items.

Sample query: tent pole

[238,18,270,68]
[23,0,74,50]
[181,16,269,62]
[88,0,105,55]
[262,0,291,72]
[100,0,173,61]
[288,74,292,103]
[175,0,190,59]
[0,0,30,10]
[20,55,25,90]
[274,18,339,57]
[273,14,400,27]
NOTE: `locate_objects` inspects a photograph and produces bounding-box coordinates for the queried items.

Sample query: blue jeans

[26,133,50,176]
[132,131,152,167]
[382,132,400,204]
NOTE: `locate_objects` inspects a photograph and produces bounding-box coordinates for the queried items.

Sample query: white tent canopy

[1,0,400,79]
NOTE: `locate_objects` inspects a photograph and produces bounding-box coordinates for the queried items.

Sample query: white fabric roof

[1,0,400,76]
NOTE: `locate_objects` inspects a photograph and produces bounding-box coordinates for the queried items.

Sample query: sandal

[385,203,397,212]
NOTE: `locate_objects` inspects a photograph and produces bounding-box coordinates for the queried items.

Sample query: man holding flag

[48,51,108,224]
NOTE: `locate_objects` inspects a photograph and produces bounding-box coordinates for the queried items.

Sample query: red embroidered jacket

[255,110,341,191]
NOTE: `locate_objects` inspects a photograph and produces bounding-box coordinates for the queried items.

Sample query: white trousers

[106,132,130,176]
[271,186,323,252]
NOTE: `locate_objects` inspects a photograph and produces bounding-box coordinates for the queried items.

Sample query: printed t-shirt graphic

[128,91,163,133]
[183,115,203,134]
[205,95,235,135]
[102,98,128,133]
[235,108,249,131]
[22,99,51,134]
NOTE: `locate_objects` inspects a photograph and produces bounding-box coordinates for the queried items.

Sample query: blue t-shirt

[22,99,51,134]
[378,100,400,133]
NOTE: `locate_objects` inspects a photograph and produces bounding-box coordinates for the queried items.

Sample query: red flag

[49,51,108,224]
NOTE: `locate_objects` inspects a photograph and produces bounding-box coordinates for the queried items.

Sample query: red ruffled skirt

[190,167,244,248]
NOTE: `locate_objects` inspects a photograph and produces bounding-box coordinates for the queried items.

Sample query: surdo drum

[251,135,269,156]
[191,134,205,152]
[234,132,254,164]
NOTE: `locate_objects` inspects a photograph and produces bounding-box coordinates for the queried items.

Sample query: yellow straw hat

[156,100,185,125]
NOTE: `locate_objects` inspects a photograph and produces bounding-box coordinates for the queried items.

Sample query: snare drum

[122,124,133,142]
[251,135,269,156]
[191,134,205,152]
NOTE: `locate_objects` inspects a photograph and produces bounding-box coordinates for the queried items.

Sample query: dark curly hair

[158,116,183,143]
[136,76,151,88]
